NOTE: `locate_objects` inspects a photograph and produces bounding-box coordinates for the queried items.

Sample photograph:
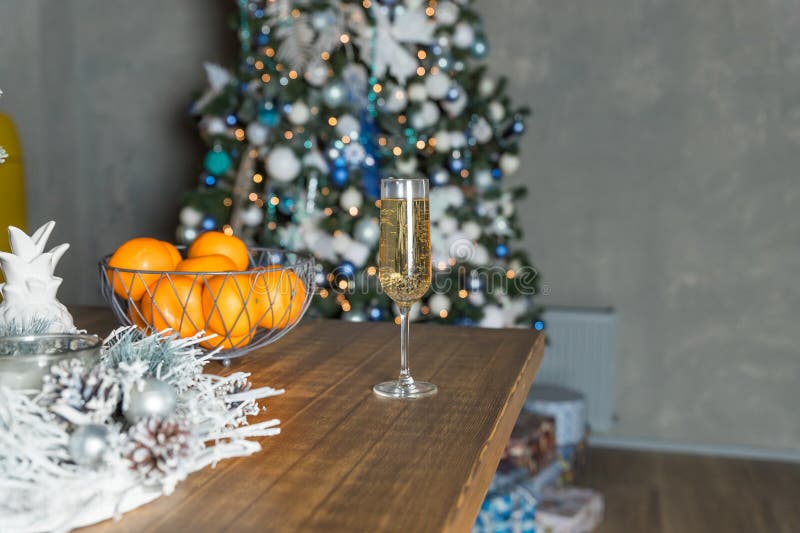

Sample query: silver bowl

[0,334,102,391]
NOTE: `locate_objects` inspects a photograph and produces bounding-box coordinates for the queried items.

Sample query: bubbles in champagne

[378,198,432,305]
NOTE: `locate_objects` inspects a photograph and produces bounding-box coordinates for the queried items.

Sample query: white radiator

[535,307,617,433]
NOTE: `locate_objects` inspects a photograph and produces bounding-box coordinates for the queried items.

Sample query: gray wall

[0,0,234,304]
[1,1,798,451]
[479,0,800,451]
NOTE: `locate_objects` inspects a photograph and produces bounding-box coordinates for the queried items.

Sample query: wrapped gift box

[525,384,587,446]
[501,412,557,475]
[535,487,603,533]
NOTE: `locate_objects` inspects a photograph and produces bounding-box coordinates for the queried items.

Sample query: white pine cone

[38,359,120,424]
[124,416,198,486]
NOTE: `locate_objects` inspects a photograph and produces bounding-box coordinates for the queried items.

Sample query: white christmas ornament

[449,131,467,148]
[499,153,521,175]
[245,122,268,146]
[452,22,475,48]
[488,101,506,122]
[433,130,452,153]
[266,146,301,183]
[335,114,361,138]
[435,2,460,25]
[425,72,451,100]
[287,101,311,125]
[442,91,468,117]
[339,187,364,210]
[305,60,330,86]
[179,206,203,228]
[203,117,227,135]
[396,158,418,175]
[408,82,427,102]
[480,305,506,328]
[462,220,482,240]
[479,77,497,97]
[469,291,485,306]
[429,293,451,315]
[0,221,75,333]
[354,217,379,245]
[438,216,458,236]
[411,101,441,130]
[474,168,494,189]
[471,117,493,143]
[473,244,490,265]
[383,86,409,113]
[240,205,265,227]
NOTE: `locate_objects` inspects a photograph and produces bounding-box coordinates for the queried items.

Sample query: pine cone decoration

[217,375,258,422]
[124,416,198,485]
[38,358,120,424]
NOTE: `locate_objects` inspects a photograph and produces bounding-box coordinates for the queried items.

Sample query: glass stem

[399,305,414,387]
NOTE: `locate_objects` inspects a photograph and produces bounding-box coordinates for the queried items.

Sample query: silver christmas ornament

[342,308,367,322]
[353,217,379,245]
[179,206,203,228]
[305,60,330,87]
[69,424,110,467]
[125,378,178,423]
[177,224,198,244]
[323,82,346,107]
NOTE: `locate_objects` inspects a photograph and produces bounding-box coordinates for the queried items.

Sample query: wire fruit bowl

[99,247,315,360]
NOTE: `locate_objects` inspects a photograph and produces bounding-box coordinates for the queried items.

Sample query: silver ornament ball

[354,217,379,245]
[323,82,346,107]
[69,424,110,467]
[125,378,178,423]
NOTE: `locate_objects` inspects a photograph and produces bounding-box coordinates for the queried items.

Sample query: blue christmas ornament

[201,216,217,231]
[204,150,231,176]
[368,306,384,321]
[495,244,509,258]
[258,108,280,126]
[471,38,488,58]
[337,261,356,278]
[454,317,475,326]
[511,120,525,134]
[446,87,460,102]
[238,82,249,92]
[225,114,237,126]
[491,167,502,180]
[332,167,349,188]
[204,175,217,187]
[449,158,465,173]
[256,33,268,45]
[278,197,295,215]
[533,320,545,331]
[255,9,265,19]
[430,168,449,187]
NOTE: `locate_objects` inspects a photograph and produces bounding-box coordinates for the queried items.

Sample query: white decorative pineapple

[0,221,75,333]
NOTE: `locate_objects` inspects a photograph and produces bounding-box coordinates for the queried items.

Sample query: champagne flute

[374,178,437,399]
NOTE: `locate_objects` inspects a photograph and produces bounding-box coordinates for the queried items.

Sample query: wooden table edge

[443,331,545,532]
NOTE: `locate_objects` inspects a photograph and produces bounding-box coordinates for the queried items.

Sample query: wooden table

[74,306,544,533]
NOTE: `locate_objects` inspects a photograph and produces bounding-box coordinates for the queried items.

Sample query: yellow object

[0,114,26,241]
[0,113,26,285]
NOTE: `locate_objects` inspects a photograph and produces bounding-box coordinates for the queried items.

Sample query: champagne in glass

[374,178,437,399]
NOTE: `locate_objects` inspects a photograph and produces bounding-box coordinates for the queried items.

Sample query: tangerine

[253,269,307,329]
[200,331,253,351]
[202,273,264,337]
[176,254,238,273]
[161,242,183,269]
[141,275,204,338]
[107,237,176,301]
[188,231,249,271]
[127,301,149,331]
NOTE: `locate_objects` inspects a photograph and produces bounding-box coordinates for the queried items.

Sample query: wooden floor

[581,448,800,533]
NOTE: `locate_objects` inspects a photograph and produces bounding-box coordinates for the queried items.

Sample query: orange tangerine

[253,269,307,329]
[188,231,249,271]
[127,301,149,331]
[200,331,253,351]
[201,273,264,337]
[161,241,183,268]
[176,254,238,273]
[107,237,176,301]
[141,275,204,338]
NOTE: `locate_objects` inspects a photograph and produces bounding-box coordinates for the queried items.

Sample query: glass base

[373,380,438,399]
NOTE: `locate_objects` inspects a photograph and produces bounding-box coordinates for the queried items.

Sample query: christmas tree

[180,0,542,328]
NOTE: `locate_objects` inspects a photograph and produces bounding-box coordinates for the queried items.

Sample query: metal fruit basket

[99,247,315,360]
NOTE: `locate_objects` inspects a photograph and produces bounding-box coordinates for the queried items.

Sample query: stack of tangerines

[106,231,307,350]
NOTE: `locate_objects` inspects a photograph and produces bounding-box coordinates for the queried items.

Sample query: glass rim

[381,177,429,183]
[0,333,102,356]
